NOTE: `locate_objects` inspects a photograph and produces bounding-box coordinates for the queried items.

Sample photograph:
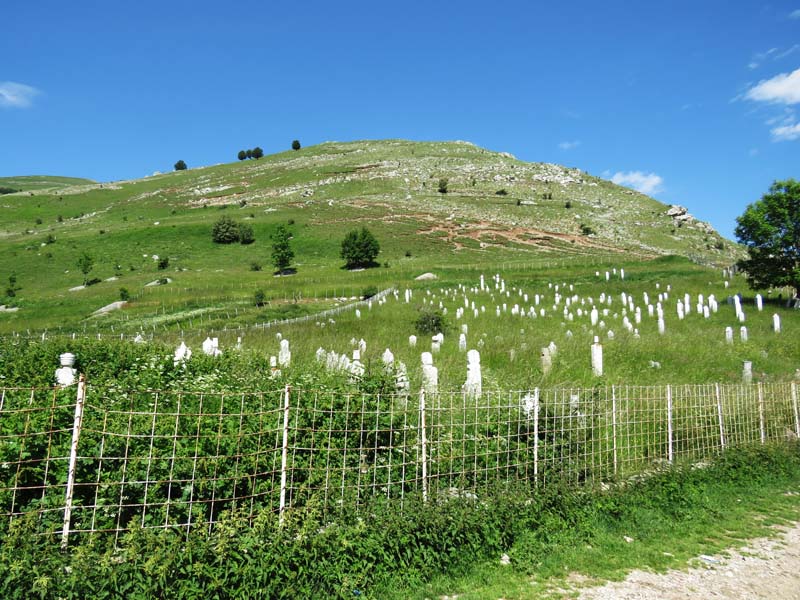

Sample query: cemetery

[0,141,798,598]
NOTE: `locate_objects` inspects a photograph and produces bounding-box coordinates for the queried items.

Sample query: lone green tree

[340,227,380,269]
[77,252,94,284]
[735,179,800,300]
[174,160,187,171]
[292,140,301,151]
[252,146,264,159]
[271,225,294,274]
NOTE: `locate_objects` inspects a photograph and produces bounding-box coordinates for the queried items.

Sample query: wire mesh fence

[2,380,798,545]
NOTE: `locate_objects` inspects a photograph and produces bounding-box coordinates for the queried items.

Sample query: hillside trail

[572,521,800,599]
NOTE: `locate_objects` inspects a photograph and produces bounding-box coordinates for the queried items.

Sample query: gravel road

[577,522,800,599]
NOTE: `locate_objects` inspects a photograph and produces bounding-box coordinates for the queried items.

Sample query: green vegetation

[0,175,95,192]
[292,139,301,151]
[340,227,380,269]
[735,179,800,298]
[271,224,294,274]
[174,159,187,171]
[438,177,449,194]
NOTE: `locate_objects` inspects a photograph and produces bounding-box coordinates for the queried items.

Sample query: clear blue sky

[2,0,799,239]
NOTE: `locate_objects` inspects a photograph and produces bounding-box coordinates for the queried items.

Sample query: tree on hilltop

[252,147,264,159]
[735,179,800,301]
[292,140,301,151]
[174,160,187,171]
[238,150,247,161]
[340,227,380,269]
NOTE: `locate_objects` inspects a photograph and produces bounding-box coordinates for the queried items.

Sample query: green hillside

[0,140,742,337]
[0,175,96,192]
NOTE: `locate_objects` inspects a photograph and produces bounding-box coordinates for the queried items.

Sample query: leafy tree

[238,150,247,161]
[246,149,253,159]
[119,287,130,301]
[414,307,447,335]
[340,227,380,269]
[174,160,187,171]
[252,147,264,159]
[271,225,294,274]
[77,252,94,284]
[438,178,448,194]
[735,179,800,298]
[254,289,266,307]
[212,215,240,244]
[292,140,301,151]
[238,222,255,245]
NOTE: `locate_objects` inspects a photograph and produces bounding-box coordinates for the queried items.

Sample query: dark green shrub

[254,289,266,307]
[238,223,255,245]
[157,256,169,270]
[362,286,379,300]
[174,159,187,171]
[414,307,447,335]
[250,261,262,272]
[438,178,448,194]
[119,287,130,301]
[292,139,301,151]
[212,216,240,244]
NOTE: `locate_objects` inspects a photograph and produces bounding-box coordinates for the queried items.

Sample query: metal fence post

[758,382,765,444]
[419,389,428,503]
[715,384,726,449]
[533,388,540,481]
[611,386,618,475]
[666,385,673,463]
[61,374,87,550]
[791,383,799,439]
[278,385,291,526]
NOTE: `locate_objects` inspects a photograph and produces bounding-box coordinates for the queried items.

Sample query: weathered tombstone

[350,349,365,380]
[773,313,781,333]
[756,294,763,311]
[740,326,748,342]
[278,339,291,367]
[591,336,603,376]
[174,342,192,366]
[463,349,482,399]
[355,309,361,319]
[55,353,77,386]
[725,326,734,344]
[742,360,753,384]
[541,347,552,375]
[657,317,665,335]
[458,333,467,352]
[382,348,394,367]
[409,335,417,347]
[421,352,438,394]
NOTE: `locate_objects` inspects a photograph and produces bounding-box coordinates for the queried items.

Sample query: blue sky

[2,1,799,239]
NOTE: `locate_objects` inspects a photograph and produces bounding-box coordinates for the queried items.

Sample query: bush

[565,200,572,209]
[362,286,379,300]
[254,289,266,307]
[0,187,19,194]
[119,288,130,301]
[340,228,380,269]
[580,223,596,236]
[438,178,448,194]
[238,223,255,245]
[414,307,447,335]
[157,256,170,270]
[495,189,508,196]
[250,261,262,272]
[212,216,240,244]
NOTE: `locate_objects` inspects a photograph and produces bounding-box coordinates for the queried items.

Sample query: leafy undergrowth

[1,443,798,599]
[393,443,800,600]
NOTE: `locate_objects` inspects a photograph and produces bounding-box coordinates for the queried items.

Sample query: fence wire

[1,381,798,544]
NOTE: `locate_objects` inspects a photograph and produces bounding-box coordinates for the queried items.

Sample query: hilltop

[0,139,741,334]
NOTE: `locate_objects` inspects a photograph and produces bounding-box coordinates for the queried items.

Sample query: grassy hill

[0,139,744,338]
[0,175,96,192]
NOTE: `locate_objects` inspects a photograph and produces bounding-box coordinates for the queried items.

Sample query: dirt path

[576,522,800,599]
